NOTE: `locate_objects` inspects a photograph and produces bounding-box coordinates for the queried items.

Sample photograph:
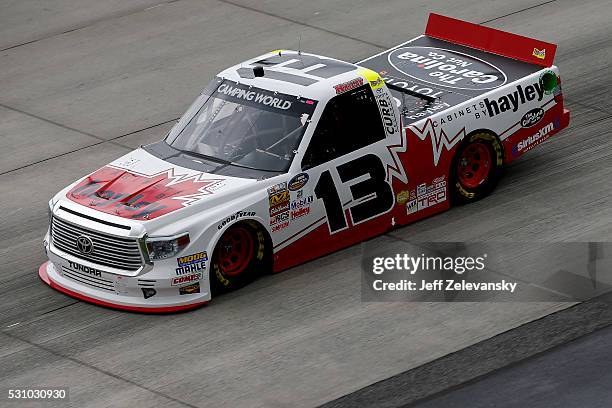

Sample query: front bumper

[41,211,212,313]
[39,261,208,313]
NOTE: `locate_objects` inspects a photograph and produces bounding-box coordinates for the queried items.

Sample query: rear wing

[425,13,556,67]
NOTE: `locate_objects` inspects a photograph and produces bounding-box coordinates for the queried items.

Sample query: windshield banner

[213,80,317,116]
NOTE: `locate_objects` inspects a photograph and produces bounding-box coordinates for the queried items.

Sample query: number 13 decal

[314,154,394,233]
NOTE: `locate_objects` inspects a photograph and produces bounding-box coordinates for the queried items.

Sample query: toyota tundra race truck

[40,14,570,312]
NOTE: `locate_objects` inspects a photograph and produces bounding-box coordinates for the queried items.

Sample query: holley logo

[388,46,507,91]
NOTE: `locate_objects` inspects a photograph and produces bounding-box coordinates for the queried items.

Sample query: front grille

[51,216,144,271]
[138,279,157,287]
[61,266,115,292]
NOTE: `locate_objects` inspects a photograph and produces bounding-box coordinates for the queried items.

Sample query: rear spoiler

[425,13,556,67]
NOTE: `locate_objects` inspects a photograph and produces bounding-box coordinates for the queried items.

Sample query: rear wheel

[450,132,503,204]
[211,222,268,293]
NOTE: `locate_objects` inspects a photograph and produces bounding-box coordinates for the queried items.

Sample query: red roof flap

[425,13,556,67]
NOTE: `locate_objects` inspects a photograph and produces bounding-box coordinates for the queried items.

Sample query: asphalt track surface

[0,1,610,407]
[413,315,612,408]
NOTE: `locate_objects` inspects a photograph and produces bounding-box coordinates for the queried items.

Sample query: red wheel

[217,226,254,277]
[456,142,492,188]
[451,132,503,205]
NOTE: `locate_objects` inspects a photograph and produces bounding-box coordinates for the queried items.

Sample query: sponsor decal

[216,83,292,110]
[176,252,207,275]
[269,187,290,217]
[267,182,287,195]
[270,211,290,225]
[288,173,309,191]
[171,272,202,287]
[291,207,310,220]
[289,193,313,216]
[396,191,409,205]
[334,77,364,94]
[141,288,156,299]
[269,190,290,205]
[406,176,447,214]
[177,252,208,266]
[217,211,256,230]
[406,199,417,214]
[270,202,290,216]
[513,121,556,156]
[271,221,289,232]
[268,182,291,224]
[68,261,102,277]
[533,48,546,59]
[179,282,200,295]
[290,195,313,210]
[377,94,397,135]
[484,81,545,118]
[176,262,206,275]
[388,46,507,91]
[369,77,384,89]
[521,108,545,128]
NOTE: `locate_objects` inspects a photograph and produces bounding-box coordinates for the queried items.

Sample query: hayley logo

[483,82,545,118]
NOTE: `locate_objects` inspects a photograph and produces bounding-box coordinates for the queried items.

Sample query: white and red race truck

[41,14,570,312]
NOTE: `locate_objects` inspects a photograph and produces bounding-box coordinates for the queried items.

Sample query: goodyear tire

[450,132,503,205]
[211,222,268,293]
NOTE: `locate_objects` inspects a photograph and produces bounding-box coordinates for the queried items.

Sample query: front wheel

[211,222,267,293]
[450,132,503,204]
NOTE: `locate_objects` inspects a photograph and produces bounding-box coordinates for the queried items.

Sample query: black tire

[450,132,504,205]
[211,222,268,294]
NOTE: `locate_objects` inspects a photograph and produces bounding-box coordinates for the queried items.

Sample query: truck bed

[360,28,547,126]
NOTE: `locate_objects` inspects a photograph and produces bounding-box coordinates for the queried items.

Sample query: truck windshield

[166,79,318,172]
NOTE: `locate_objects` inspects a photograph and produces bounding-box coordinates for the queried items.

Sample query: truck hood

[66,148,256,221]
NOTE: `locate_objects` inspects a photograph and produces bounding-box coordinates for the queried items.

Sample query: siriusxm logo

[514,122,555,155]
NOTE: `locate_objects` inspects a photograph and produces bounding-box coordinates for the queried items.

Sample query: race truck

[40,14,570,312]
